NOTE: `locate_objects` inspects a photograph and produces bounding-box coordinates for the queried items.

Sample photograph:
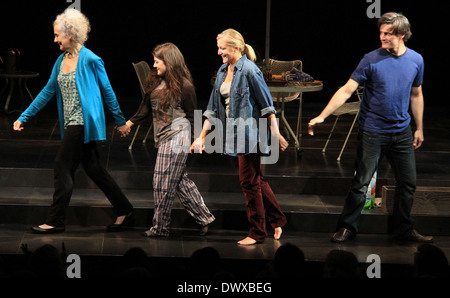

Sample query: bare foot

[274,227,282,240]
[38,224,55,230]
[114,215,126,225]
[237,237,258,245]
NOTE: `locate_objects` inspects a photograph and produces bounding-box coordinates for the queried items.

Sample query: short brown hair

[377,12,412,42]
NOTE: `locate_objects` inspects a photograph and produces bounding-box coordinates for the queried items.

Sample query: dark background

[1,0,448,114]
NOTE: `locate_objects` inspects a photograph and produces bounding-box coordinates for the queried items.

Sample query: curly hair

[53,8,91,46]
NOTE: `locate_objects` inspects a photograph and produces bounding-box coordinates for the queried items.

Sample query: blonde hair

[217,29,256,62]
[54,8,91,46]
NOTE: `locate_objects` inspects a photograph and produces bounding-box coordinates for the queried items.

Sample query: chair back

[332,86,364,116]
[265,59,302,74]
[132,61,151,99]
[263,59,303,102]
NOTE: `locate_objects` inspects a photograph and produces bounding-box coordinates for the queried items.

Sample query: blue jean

[337,127,416,237]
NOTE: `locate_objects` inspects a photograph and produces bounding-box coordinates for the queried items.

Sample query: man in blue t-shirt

[308,12,432,243]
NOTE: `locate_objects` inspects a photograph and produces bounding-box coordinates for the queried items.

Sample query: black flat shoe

[107,211,135,232]
[31,226,65,234]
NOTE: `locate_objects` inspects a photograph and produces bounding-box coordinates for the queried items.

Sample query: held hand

[116,124,131,137]
[13,120,24,131]
[307,116,325,136]
[413,129,424,149]
[279,134,288,151]
[190,137,205,154]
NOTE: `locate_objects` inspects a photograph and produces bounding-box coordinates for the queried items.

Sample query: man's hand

[308,116,325,136]
[413,129,424,149]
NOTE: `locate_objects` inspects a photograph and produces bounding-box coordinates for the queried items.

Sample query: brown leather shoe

[331,228,354,243]
[396,229,434,243]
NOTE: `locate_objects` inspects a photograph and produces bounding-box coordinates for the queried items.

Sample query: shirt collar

[235,54,247,71]
[220,54,247,72]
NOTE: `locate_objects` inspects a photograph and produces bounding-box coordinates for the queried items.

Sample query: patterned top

[57,57,84,127]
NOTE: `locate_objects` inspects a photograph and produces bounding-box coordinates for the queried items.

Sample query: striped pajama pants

[148,129,215,236]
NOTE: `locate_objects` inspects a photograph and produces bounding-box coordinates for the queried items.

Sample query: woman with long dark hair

[126,43,215,237]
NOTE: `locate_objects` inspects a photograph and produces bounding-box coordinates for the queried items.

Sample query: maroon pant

[238,153,287,242]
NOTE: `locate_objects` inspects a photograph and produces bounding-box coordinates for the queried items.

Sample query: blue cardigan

[18,46,126,143]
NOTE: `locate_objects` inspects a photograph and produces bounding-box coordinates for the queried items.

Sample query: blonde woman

[14,8,133,233]
[192,29,288,245]
[126,43,215,237]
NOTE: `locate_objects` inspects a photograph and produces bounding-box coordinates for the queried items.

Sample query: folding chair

[322,86,363,161]
[129,61,153,150]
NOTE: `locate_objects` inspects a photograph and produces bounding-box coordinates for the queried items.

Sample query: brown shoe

[331,228,354,243]
[396,229,434,243]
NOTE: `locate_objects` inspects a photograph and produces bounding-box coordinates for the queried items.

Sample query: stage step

[0,186,449,235]
[382,186,450,216]
[2,167,447,196]
[0,167,354,196]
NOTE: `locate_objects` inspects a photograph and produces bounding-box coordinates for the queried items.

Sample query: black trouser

[45,125,133,227]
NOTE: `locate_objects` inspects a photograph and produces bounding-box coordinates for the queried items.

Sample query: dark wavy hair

[144,43,193,110]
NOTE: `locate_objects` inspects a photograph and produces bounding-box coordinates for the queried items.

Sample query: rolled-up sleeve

[261,106,276,117]
[203,109,216,119]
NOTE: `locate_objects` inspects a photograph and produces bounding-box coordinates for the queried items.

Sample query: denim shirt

[204,55,276,156]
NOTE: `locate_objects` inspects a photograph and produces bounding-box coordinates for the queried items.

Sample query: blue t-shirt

[351,48,424,133]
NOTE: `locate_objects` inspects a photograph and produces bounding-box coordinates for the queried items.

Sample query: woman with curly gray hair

[14,8,134,234]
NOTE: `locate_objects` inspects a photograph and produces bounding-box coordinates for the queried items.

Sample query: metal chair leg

[337,112,359,161]
[323,116,339,153]
[142,124,152,144]
[128,125,141,150]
